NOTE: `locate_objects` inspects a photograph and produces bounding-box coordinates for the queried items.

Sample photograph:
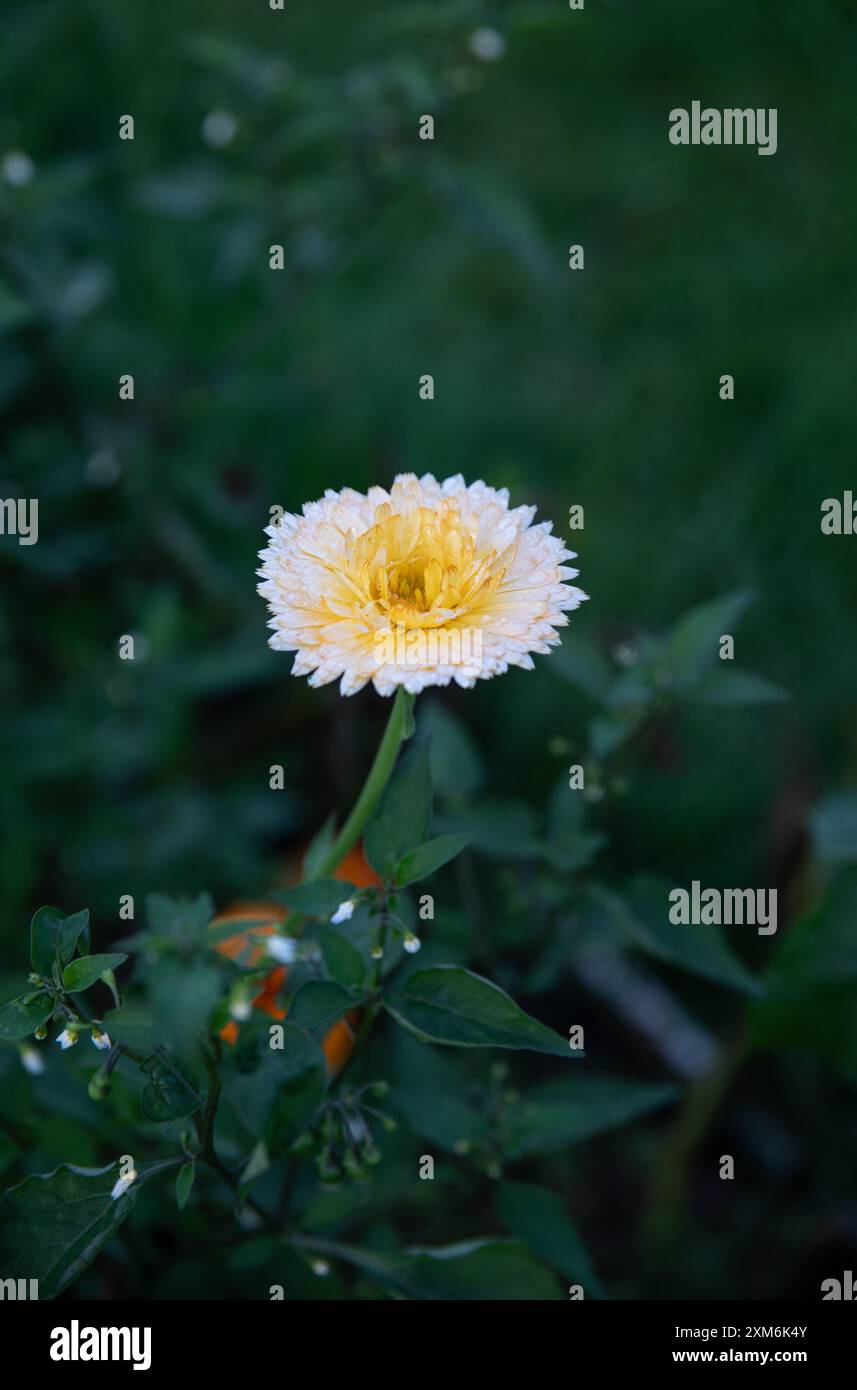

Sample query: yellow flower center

[351,501,503,630]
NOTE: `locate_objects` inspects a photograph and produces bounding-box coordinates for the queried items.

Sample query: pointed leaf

[30,906,65,977]
[394,834,470,887]
[62,952,127,994]
[385,965,575,1057]
[0,992,54,1040]
[0,1163,137,1298]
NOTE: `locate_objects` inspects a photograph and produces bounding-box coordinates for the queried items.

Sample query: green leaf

[439,801,543,860]
[689,667,789,706]
[272,879,356,918]
[0,991,54,1040]
[0,1162,137,1298]
[263,1024,328,1155]
[146,893,215,947]
[316,1236,562,1300]
[30,905,65,976]
[549,631,613,701]
[667,590,753,686]
[546,779,607,873]
[394,834,470,887]
[503,1075,679,1161]
[286,981,357,1035]
[495,1179,604,1297]
[237,1141,270,1207]
[752,869,857,1083]
[392,1031,490,1151]
[421,700,484,801]
[589,708,647,760]
[175,1162,196,1211]
[148,959,222,1055]
[588,881,762,995]
[62,952,127,993]
[57,910,91,965]
[319,927,366,990]
[139,1052,201,1122]
[385,965,575,1057]
[364,741,432,881]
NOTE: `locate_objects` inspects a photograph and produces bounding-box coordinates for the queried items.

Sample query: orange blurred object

[211,844,378,1075]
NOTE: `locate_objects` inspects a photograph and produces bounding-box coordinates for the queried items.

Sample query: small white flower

[2,150,34,186]
[370,944,384,960]
[266,936,299,964]
[202,109,237,149]
[403,933,422,955]
[20,1046,45,1075]
[230,996,253,1022]
[56,1028,79,1050]
[469,28,506,62]
[110,1169,138,1201]
[311,1258,330,1277]
[330,899,355,925]
[613,642,638,668]
[91,1027,111,1051]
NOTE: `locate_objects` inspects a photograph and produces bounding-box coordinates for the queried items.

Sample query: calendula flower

[111,1169,138,1201]
[258,473,586,696]
[91,1027,111,1051]
[330,899,355,925]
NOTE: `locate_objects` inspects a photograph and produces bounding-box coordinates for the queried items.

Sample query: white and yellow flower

[258,473,586,696]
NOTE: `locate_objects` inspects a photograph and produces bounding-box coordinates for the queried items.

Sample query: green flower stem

[309,686,415,881]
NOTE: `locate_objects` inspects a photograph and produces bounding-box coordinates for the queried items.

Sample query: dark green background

[1,0,856,1299]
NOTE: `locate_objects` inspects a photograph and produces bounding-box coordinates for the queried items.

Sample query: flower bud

[91,1027,111,1051]
[20,1045,45,1076]
[315,1150,342,1185]
[110,1168,138,1200]
[361,1139,382,1166]
[342,1149,365,1180]
[89,1067,112,1101]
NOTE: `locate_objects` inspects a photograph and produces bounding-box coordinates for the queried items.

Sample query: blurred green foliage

[1,0,857,1299]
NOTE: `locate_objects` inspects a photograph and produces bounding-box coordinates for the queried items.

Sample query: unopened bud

[89,1067,112,1100]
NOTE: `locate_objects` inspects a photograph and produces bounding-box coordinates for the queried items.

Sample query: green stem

[309,687,415,881]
